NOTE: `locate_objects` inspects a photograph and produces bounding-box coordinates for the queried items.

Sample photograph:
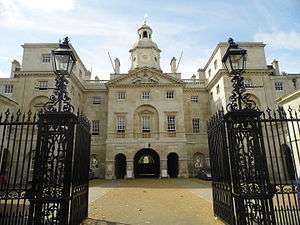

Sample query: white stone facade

[0,23,299,179]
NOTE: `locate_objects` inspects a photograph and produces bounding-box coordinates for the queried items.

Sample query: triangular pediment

[107,67,183,86]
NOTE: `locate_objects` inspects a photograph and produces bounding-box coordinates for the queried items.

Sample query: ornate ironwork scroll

[227,74,257,112]
[208,107,300,225]
[44,72,74,112]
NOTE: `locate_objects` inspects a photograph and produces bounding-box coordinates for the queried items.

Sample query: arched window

[143,31,148,38]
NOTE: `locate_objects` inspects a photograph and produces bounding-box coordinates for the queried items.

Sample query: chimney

[170,57,177,73]
[272,59,280,75]
[10,60,20,78]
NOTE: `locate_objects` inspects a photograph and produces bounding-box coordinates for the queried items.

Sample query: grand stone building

[0,22,299,179]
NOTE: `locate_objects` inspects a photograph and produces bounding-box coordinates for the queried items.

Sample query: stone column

[105,160,114,179]
[179,159,188,178]
[126,160,134,179]
[160,159,168,178]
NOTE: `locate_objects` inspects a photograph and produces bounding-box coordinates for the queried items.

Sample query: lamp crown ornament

[44,36,77,113]
[222,37,257,112]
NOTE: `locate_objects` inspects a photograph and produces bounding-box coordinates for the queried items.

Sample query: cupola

[129,19,161,71]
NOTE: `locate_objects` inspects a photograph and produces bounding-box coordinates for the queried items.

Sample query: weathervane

[144,14,148,25]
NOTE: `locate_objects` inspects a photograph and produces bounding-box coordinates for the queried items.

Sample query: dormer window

[42,54,51,63]
[143,31,148,38]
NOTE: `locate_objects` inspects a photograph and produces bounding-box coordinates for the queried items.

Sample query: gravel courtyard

[83,179,224,225]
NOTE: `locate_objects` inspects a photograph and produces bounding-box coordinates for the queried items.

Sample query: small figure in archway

[115,154,127,179]
[167,153,179,178]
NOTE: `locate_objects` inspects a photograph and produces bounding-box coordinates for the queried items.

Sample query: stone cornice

[107,67,184,86]
[14,71,56,77]
[183,88,206,93]
[206,69,272,90]
[108,83,185,88]
[276,90,300,104]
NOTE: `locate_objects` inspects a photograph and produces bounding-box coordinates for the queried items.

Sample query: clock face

[141,54,148,62]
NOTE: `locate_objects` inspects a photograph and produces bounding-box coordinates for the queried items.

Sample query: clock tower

[129,21,161,71]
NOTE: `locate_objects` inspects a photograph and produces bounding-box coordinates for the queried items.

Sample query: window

[93,96,102,104]
[214,60,218,70]
[192,118,200,133]
[208,69,211,77]
[141,91,150,100]
[42,54,51,63]
[79,69,82,77]
[38,81,48,90]
[166,91,174,99]
[117,116,125,132]
[118,91,126,100]
[143,31,148,38]
[92,120,100,135]
[167,116,176,132]
[275,81,283,91]
[4,84,13,94]
[191,96,198,103]
[142,115,150,132]
[216,85,220,94]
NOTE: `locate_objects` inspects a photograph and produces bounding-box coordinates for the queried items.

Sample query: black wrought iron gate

[0,110,91,225]
[208,107,300,225]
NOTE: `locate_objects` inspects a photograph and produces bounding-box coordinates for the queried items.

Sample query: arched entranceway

[115,153,127,179]
[167,153,179,178]
[134,148,160,178]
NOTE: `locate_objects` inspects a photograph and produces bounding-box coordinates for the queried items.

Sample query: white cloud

[1,0,75,13]
[0,1,211,79]
[254,31,300,50]
[0,69,9,78]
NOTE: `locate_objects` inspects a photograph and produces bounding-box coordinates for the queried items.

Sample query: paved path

[84,179,224,225]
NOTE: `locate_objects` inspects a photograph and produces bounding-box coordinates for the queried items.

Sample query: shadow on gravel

[83,218,131,225]
[89,178,212,189]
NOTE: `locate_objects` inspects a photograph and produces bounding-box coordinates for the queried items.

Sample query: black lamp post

[222,38,256,111]
[45,37,76,112]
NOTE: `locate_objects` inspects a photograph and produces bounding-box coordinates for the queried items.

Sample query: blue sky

[0,0,299,79]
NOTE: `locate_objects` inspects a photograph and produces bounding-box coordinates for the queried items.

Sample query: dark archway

[115,153,127,179]
[167,153,179,178]
[134,148,160,178]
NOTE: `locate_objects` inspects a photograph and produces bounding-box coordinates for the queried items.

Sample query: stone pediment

[107,68,183,86]
[131,74,159,84]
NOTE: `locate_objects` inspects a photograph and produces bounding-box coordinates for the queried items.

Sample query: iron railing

[0,110,38,225]
[208,107,300,225]
[0,110,91,225]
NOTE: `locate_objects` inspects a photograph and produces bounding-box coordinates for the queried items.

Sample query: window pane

[93,96,102,104]
[141,91,150,100]
[4,84,13,93]
[166,91,174,99]
[167,115,176,131]
[39,81,48,90]
[192,118,200,133]
[191,96,198,103]
[117,116,125,132]
[42,54,51,63]
[92,120,100,135]
[118,92,126,99]
[142,115,150,132]
[275,82,283,91]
